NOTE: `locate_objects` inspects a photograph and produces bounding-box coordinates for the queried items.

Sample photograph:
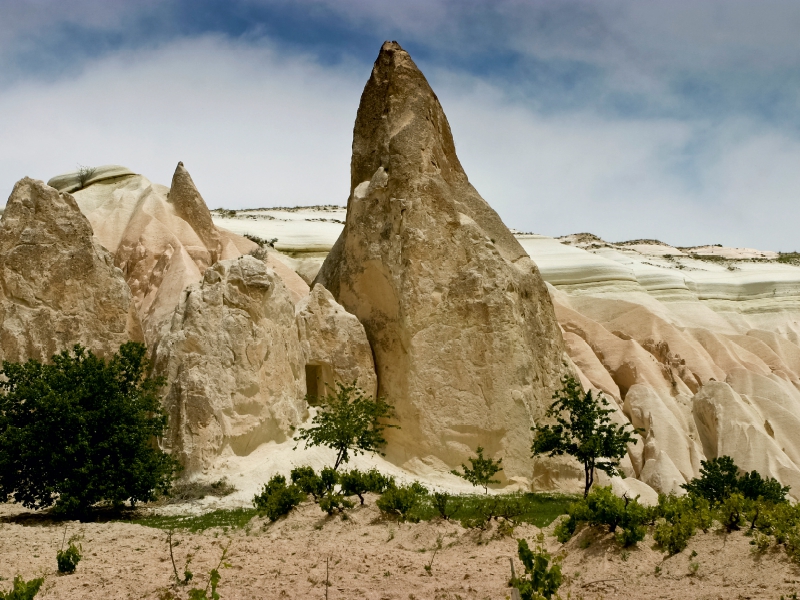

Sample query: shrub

[0,576,44,600]
[531,376,640,497]
[451,446,503,494]
[290,466,324,502]
[253,475,305,521]
[432,492,461,521]
[293,382,397,470]
[319,492,354,515]
[339,468,394,504]
[553,486,648,547]
[56,542,82,574]
[681,456,789,505]
[513,534,563,600]
[651,494,712,554]
[0,343,179,517]
[377,482,427,521]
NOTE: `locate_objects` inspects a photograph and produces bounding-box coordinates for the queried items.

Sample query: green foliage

[651,494,712,555]
[451,446,503,494]
[319,492,354,515]
[0,343,179,517]
[553,486,647,547]
[56,542,82,574]
[293,382,398,470]
[187,540,230,600]
[718,493,747,532]
[531,376,639,497]
[432,492,461,520]
[339,468,394,504]
[131,508,257,533]
[681,455,789,504]
[0,576,43,600]
[376,482,428,521]
[252,475,305,521]
[513,534,563,600]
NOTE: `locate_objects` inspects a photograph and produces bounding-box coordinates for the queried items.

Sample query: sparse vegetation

[512,533,563,600]
[0,342,179,518]
[252,475,305,521]
[131,508,258,533]
[76,164,96,189]
[554,486,648,547]
[0,576,43,600]
[451,446,503,494]
[56,542,82,574]
[293,382,398,470]
[531,375,640,497]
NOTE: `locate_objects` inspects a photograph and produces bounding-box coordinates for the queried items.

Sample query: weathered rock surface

[296,283,377,398]
[315,41,570,482]
[59,162,308,344]
[152,255,307,473]
[0,178,143,362]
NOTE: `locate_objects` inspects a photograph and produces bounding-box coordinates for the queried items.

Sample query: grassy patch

[410,492,574,527]
[153,478,237,505]
[129,508,258,533]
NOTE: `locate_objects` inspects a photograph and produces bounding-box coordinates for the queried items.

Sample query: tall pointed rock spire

[316,41,570,483]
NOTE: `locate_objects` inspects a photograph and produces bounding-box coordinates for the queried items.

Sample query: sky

[2,1,800,250]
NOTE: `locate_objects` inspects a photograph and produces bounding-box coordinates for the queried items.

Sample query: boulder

[152,255,306,473]
[0,177,143,363]
[315,42,570,482]
[296,283,377,398]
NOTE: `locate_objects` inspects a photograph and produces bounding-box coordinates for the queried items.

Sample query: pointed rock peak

[168,161,221,260]
[349,41,526,264]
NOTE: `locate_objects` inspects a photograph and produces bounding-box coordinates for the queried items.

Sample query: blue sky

[2,0,800,249]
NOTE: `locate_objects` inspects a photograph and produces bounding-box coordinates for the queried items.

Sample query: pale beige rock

[315,42,570,482]
[70,163,263,345]
[0,178,143,362]
[47,164,136,194]
[296,284,377,398]
[152,255,307,473]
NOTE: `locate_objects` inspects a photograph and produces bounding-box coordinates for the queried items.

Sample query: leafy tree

[531,376,639,498]
[0,343,179,517]
[681,455,789,504]
[451,446,503,494]
[293,382,397,470]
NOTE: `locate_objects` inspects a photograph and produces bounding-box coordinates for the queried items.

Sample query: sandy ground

[2,498,799,600]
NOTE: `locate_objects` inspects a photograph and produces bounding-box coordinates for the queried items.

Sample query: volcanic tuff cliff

[0,178,143,363]
[315,41,571,483]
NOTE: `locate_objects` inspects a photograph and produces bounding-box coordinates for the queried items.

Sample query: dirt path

[2,501,799,599]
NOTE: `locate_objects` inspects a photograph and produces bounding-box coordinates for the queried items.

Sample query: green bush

[339,468,394,504]
[377,482,427,521]
[290,466,324,502]
[0,343,179,517]
[513,534,563,600]
[432,492,461,521]
[253,475,305,521]
[682,456,788,504]
[650,494,712,555]
[451,446,503,494]
[0,576,43,600]
[553,486,648,547]
[56,542,82,574]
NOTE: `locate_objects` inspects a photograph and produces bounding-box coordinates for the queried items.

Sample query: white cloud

[2,35,800,251]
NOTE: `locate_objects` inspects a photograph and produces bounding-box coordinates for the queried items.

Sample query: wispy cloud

[1,1,800,249]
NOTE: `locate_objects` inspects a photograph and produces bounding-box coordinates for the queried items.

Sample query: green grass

[129,508,258,532]
[409,492,575,527]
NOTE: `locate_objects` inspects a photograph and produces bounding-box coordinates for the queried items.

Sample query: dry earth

[2,500,799,600]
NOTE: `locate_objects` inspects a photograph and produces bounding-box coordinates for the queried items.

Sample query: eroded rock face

[0,178,143,362]
[296,284,377,398]
[315,42,570,482]
[61,162,309,345]
[152,255,306,473]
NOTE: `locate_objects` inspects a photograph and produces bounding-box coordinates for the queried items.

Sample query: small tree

[0,343,179,517]
[293,382,397,470]
[451,446,503,494]
[531,376,638,498]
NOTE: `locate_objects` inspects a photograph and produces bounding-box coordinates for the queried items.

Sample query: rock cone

[0,178,143,362]
[315,42,570,482]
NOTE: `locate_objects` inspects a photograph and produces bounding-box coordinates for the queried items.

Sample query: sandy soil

[2,499,798,600]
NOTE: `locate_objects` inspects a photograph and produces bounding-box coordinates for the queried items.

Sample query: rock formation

[315,41,570,482]
[152,255,307,473]
[296,284,377,399]
[50,162,309,345]
[0,178,143,363]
